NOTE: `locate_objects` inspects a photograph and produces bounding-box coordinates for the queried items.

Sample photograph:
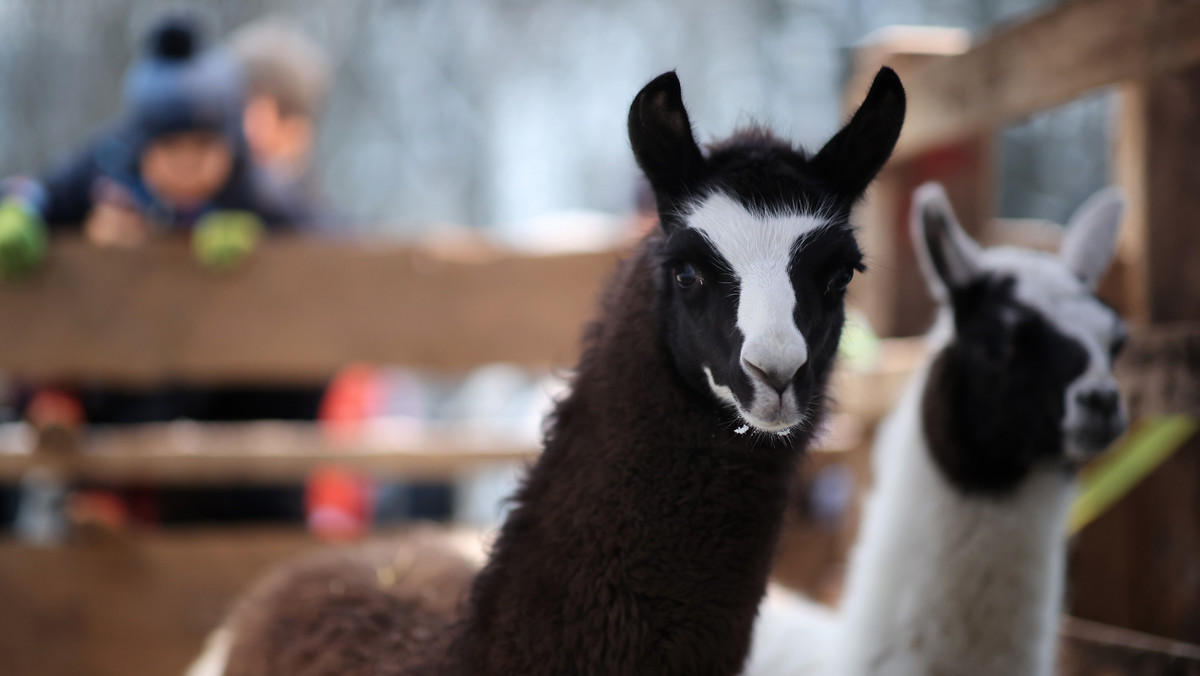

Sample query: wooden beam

[0,526,486,676]
[0,413,866,486]
[895,0,1200,160]
[1060,617,1200,675]
[0,421,538,484]
[1120,66,1200,322]
[843,28,992,338]
[1115,323,1200,419]
[0,238,617,384]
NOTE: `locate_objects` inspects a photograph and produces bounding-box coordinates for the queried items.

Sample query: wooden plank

[895,0,1200,160]
[1069,430,1200,645]
[0,238,617,384]
[1114,80,1152,324]
[0,412,867,486]
[1115,323,1200,419]
[0,421,539,484]
[0,528,316,676]
[1060,617,1200,675]
[0,526,486,676]
[842,30,991,339]
[1125,66,1200,322]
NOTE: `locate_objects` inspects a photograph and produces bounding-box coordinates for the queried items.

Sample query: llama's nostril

[1078,389,1119,417]
[741,358,795,394]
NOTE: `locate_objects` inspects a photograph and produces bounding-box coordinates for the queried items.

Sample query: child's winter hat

[121,13,245,147]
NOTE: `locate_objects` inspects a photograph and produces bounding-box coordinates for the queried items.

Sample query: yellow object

[1068,415,1198,535]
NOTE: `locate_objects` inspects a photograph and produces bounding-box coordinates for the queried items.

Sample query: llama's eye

[1110,333,1127,361]
[674,263,700,289]
[826,265,855,294]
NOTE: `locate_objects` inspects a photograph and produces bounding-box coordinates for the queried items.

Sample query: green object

[192,210,264,271]
[839,309,882,372]
[1068,415,1199,535]
[0,198,47,280]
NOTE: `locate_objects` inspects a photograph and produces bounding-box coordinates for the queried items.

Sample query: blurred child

[0,13,312,280]
[227,17,331,211]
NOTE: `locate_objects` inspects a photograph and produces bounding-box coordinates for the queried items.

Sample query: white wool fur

[830,316,1074,676]
[743,181,1126,675]
[184,627,233,676]
[743,584,836,675]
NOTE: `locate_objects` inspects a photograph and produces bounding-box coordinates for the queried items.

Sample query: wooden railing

[0,237,616,384]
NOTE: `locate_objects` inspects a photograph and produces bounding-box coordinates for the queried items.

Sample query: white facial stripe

[704,364,803,433]
[685,193,828,380]
[703,365,738,408]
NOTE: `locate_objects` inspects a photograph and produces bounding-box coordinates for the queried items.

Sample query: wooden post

[1117,66,1200,323]
[844,28,992,337]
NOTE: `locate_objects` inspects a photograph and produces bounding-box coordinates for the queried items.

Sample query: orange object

[306,465,373,541]
[26,388,85,430]
[318,364,384,443]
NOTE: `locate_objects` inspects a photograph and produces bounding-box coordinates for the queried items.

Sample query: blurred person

[227,16,332,221]
[0,14,328,532]
[0,12,312,281]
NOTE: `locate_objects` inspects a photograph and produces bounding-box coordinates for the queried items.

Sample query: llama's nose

[741,357,800,394]
[1076,388,1120,418]
[740,332,808,394]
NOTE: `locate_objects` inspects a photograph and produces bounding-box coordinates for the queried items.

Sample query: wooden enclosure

[3,0,1200,673]
[0,237,616,384]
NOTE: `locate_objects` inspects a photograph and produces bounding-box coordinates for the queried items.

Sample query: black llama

[208,67,906,676]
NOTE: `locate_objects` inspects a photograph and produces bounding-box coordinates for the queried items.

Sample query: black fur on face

[923,273,1108,495]
[627,68,905,435]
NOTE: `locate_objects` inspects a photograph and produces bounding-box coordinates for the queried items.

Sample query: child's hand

[84,203,150,248]
[192,210,264,270]
[0,198,47,280]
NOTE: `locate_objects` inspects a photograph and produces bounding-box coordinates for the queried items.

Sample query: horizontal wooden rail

[0,414,866,485]
[894,0,1200,160]
[1060,616,1200,675]
[3,320,1191,487]
[0,238,617,384]
[0,421,539,483]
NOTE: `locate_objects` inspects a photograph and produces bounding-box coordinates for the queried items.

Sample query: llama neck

[450,241,813,676]
[834,332,1074,676]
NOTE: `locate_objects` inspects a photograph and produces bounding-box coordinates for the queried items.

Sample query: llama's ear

[628,71,706,215]
[811,67,906,200]
[1060,186,1124,290]
[911,182,982,301]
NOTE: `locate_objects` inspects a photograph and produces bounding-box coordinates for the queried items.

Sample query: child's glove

[0,198,47,280]
[192,210,264,271]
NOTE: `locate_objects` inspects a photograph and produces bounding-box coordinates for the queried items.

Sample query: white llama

[746,182,1128,676]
